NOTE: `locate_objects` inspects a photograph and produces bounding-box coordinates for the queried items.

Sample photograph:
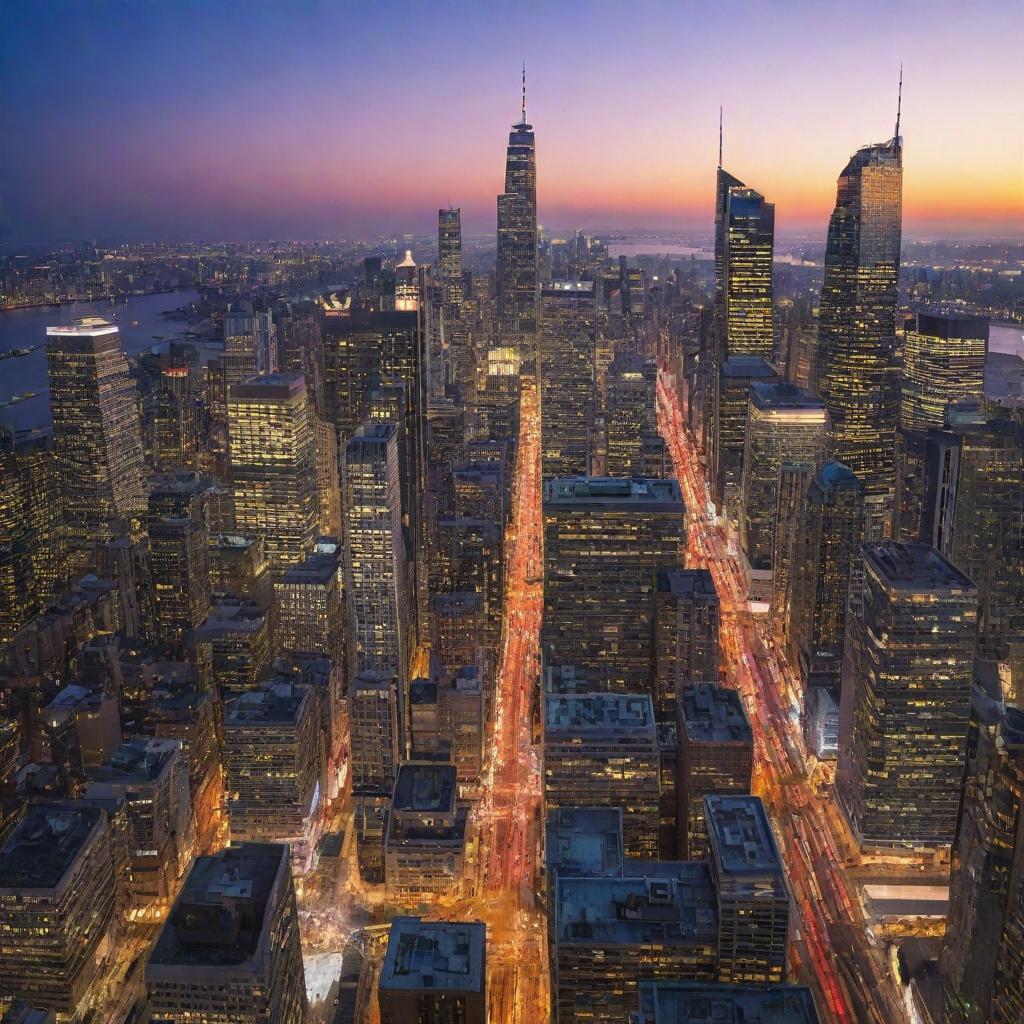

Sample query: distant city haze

[2,0,1021,244]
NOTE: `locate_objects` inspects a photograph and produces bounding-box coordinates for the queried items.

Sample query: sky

[2,0,1022,245]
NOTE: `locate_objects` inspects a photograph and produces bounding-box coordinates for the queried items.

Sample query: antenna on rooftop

[718,106,723,168]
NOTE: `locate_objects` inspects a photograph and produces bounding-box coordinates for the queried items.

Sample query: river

[0,290,199,430]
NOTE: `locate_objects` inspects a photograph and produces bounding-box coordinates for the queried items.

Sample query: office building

[605,353,658,477]
[379,917,486,1024]
[544,692,661,859]
[706,795,789,983]
[539,281,596,478]
[384,762,468,898]
[394,250,419,312]
[432,517,503,651]
[0,803,119,1018]
[46,318,147,567]
[349,669,400,797]
[84,737,195,917]
[208,532,274,607]
[223,305,276,383]
[148,363,199,471]
[941,689,1024,1024]
[543,477,686,693]
[678,684,753,859]
[147,471,211,649]
[275,538,344,666]
[770,461,815,638]
[739,382,828,605]
[354,795,391,884]
[431,591,482,676]
[496,80,538,366]
[838,542,977,848]
[633,982,820,1024]
[816,132,902,539]
[193,600,272,698]
[223,682,322,870]
[655,569,721,722]
[438,207,464,308]
[228,373,318,576]
[553,864,719,1024]
[437,664,485,789]
[145,842,307,1024]
[900,313,988,433]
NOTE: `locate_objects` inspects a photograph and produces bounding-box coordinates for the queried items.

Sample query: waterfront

[0,289,199,430]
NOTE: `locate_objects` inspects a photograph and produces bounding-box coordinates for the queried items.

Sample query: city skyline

[2,0,1022,245]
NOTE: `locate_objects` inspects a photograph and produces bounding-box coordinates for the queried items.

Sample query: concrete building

[437,663,485,790]
[706,795,789,984]
[193,599,272,698]
[378,917,486,1024]
[349,669,400,797]
[544,692,661,859]
[275,538,344,667]
[145,842,307,1024]
[655,569,721,722]
[605,353,658,477]
[0,803,119,1019]
[431,591,482,676]
[677,684,753,859]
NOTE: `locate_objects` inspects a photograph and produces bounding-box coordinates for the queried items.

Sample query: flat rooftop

[609,352,655,377]
[148,843,286,968]
[658,568,719,604]
[0,803,103,890]
[680,684,752,745]
[556,864,718,946]
[225,682,308,726]
[720,356,776,380]
[87,737,179,785]
[281,547,339,585]
[229,372,306,400]
[545,693,657,735]
[195,601,268,636]
[545,663,615,695]
[380,917,485,994]
[749,381,827,414]
[544,476,683,509]
[392,762,457,814]
[546,807,624,879]
[863,541,977,594]
[433,591,482,615]
[705,795,784,881]
[635,982,820,1024]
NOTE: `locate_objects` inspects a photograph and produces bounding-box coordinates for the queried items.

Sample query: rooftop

[545,693,657,736]
[680,684,752,744]
[380,917,485,994]
[148,842,287,968]
[914,310,989,342]
[224,682,309,726]
[544,476,684,509]
[863,541,977,594]
[281,545,340,586]
[432,591,482,615]
[195,601,268,637]
[749,381,828,415]
[705,795,784,880]
[658,568,719,604]
[816,461,860,490]
[546,807,625,879]
[392,762,457,814]
[556,864,718,946]
[86,737,180,786]
[46,316,118,338]
[229,372,307,401]
[0,802,104,890]
[720,356,776,380]
[545,663,616,695]
[634,982,820,1024]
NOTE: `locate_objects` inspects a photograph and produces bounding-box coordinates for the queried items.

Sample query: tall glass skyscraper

[496,75,538,372]
[816,132,903,539]
[438,207,464,308]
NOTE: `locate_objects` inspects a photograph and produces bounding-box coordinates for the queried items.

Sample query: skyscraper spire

[718,106,723,168]
[521,61,527,124]
[894,63,903,148]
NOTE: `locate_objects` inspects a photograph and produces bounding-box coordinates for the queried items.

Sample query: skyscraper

[605,353,658,478]
[838,541,977,848]
[438,207,464,308]
[223,304,277,384]
[540,281,596,478]
[46,317,147,567]
[228,373,319,577]
[496,69,538,369]
[349,669,400,797]
[816,124,903,539]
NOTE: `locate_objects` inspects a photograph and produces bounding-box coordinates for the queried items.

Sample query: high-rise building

[342,421,411,737]
[706,794,789,984]
[496,75,538,368]
[787,462,864,722]
[275,538,344,667]
[349,669,400,797]
[941,688,1024,1024]
[771,461,815,638]
[438,207,464,309]
[228,373,318,577]
[148,364,199,471]
[223,304,276,384]
[838,542,977,848]
[147,471,211,649]
[431,591,482,676]
[46,317,147,567]
[677,684,753,859]
[900,313,988,433]
[710,169,775,515]
[655,569,721,723]
[223,682,322,871]
[605,353,658,477]
[539,281,596,478]
[432,517,503,652]
[816,131,903,539]
[378,917,486,1024]
[542,477,686,693]
[739,382,828,606]
[543,692,661,859]
[0,803,119,1019]
[193,599,273,698]
[634,982,820,1024]
[437,663,485,788]
[145,842,307,1024]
